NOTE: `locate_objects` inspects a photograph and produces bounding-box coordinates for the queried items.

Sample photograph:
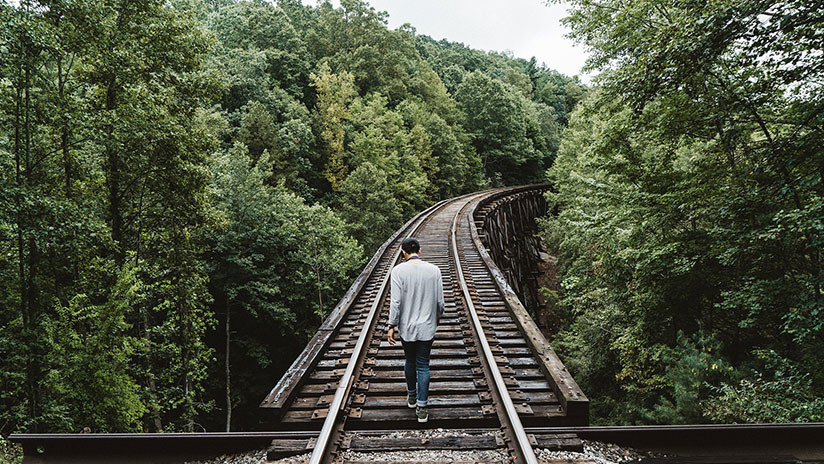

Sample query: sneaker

[416,406,428,423]
[407,394,416,409]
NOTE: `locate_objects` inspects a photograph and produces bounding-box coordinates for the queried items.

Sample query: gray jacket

[388,258,445,342]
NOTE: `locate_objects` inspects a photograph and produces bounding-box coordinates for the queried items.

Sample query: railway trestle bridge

[10,185,824,463]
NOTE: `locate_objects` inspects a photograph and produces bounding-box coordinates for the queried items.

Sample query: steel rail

[450,194,539,464]
[307,196,457,464]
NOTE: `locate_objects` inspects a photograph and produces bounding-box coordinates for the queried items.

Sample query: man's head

[401,237,420,259]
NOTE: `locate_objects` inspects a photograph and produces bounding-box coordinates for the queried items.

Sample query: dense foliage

[0,0,582,434]
[541,0,823,424]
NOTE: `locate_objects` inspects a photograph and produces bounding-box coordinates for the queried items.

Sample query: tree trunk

[225,303,231,432]
[14,52,31,432]
[317,270,324,321]
[142,307,164,432]
[58,56,72,198]
[22,38,42,431]
[105,74,123,264]
[176,231,194,433]
[184,312,193,432]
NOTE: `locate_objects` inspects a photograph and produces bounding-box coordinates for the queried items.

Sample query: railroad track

[260,185,587,463]
[8,186,824,463]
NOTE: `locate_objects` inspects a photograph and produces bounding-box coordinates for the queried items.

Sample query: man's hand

[387,327,396,345]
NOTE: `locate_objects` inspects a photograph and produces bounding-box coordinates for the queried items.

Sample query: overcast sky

[7,0,591,80]
[315,0,592,82]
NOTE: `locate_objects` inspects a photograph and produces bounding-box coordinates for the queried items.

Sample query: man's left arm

[436,268,445,324]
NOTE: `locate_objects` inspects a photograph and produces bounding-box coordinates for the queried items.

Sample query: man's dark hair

[401,237,420,254]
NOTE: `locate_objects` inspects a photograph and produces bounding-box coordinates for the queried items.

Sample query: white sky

[6,0,591,81]
[314,0,591,82]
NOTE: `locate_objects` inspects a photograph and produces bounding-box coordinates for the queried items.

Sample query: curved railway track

[11,185,822,464]
[261,185,587,463]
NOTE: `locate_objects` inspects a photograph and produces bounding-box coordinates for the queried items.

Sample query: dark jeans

[401,338,434,407]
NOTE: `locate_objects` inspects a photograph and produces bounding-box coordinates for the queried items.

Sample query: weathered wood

[530,432,583,451]
[347,435,499,451]
[362,380,482,393]
[352,406,488,421]
[386,358,483,368]
[358,394,486,408]
[370,368,476,380]
[351,391,558,408]
[468,186,589,425]
[267,438,314,459]
[370,348,473,358]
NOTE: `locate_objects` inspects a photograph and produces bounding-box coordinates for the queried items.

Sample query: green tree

[0,0,110,432]
[78,0,220,431]
[203,142,362,430]
[310,61,356,191]
[44,275,148,432]
[237,101,278,160]
[397,98,482,198]
[0,0,594,434]
[338,162,403,255]
[207,0,311,107]
[706,350,824,423]
[543,0,824,424]
[455,71,543,184]
[346,93,431,213]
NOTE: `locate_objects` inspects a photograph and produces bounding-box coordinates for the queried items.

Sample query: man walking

[387,237,445,423]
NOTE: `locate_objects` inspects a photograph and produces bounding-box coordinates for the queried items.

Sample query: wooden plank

[366,381,482,393]
[512,368,545,378]
[513,380,554,390]
[366,358,482,368]
[371,368,476,380]
[267,438,314,459]
[501,347,535,356]
[317,358,480,369]
[299,383,338,395]
[531,434,583,452]
[360,394,485,408]
[353,406,487,421]
[348,435,499,451]
[506,390,558,404]
[372,348,474,358]
[498,357,539,367]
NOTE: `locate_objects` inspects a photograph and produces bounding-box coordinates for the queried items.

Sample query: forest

[1,0,821,452]
[540,0,823,424]
[0,0,584,438]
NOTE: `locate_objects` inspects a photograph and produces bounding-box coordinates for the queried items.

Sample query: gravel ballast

[335,448,510,462]
[537,439,664,463]
[181,435,661,463]
[182,447,268,464]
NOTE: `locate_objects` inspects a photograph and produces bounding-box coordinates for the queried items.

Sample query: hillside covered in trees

[0,0,584,436]
[540,0,823,425]
[4,0,818,447]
